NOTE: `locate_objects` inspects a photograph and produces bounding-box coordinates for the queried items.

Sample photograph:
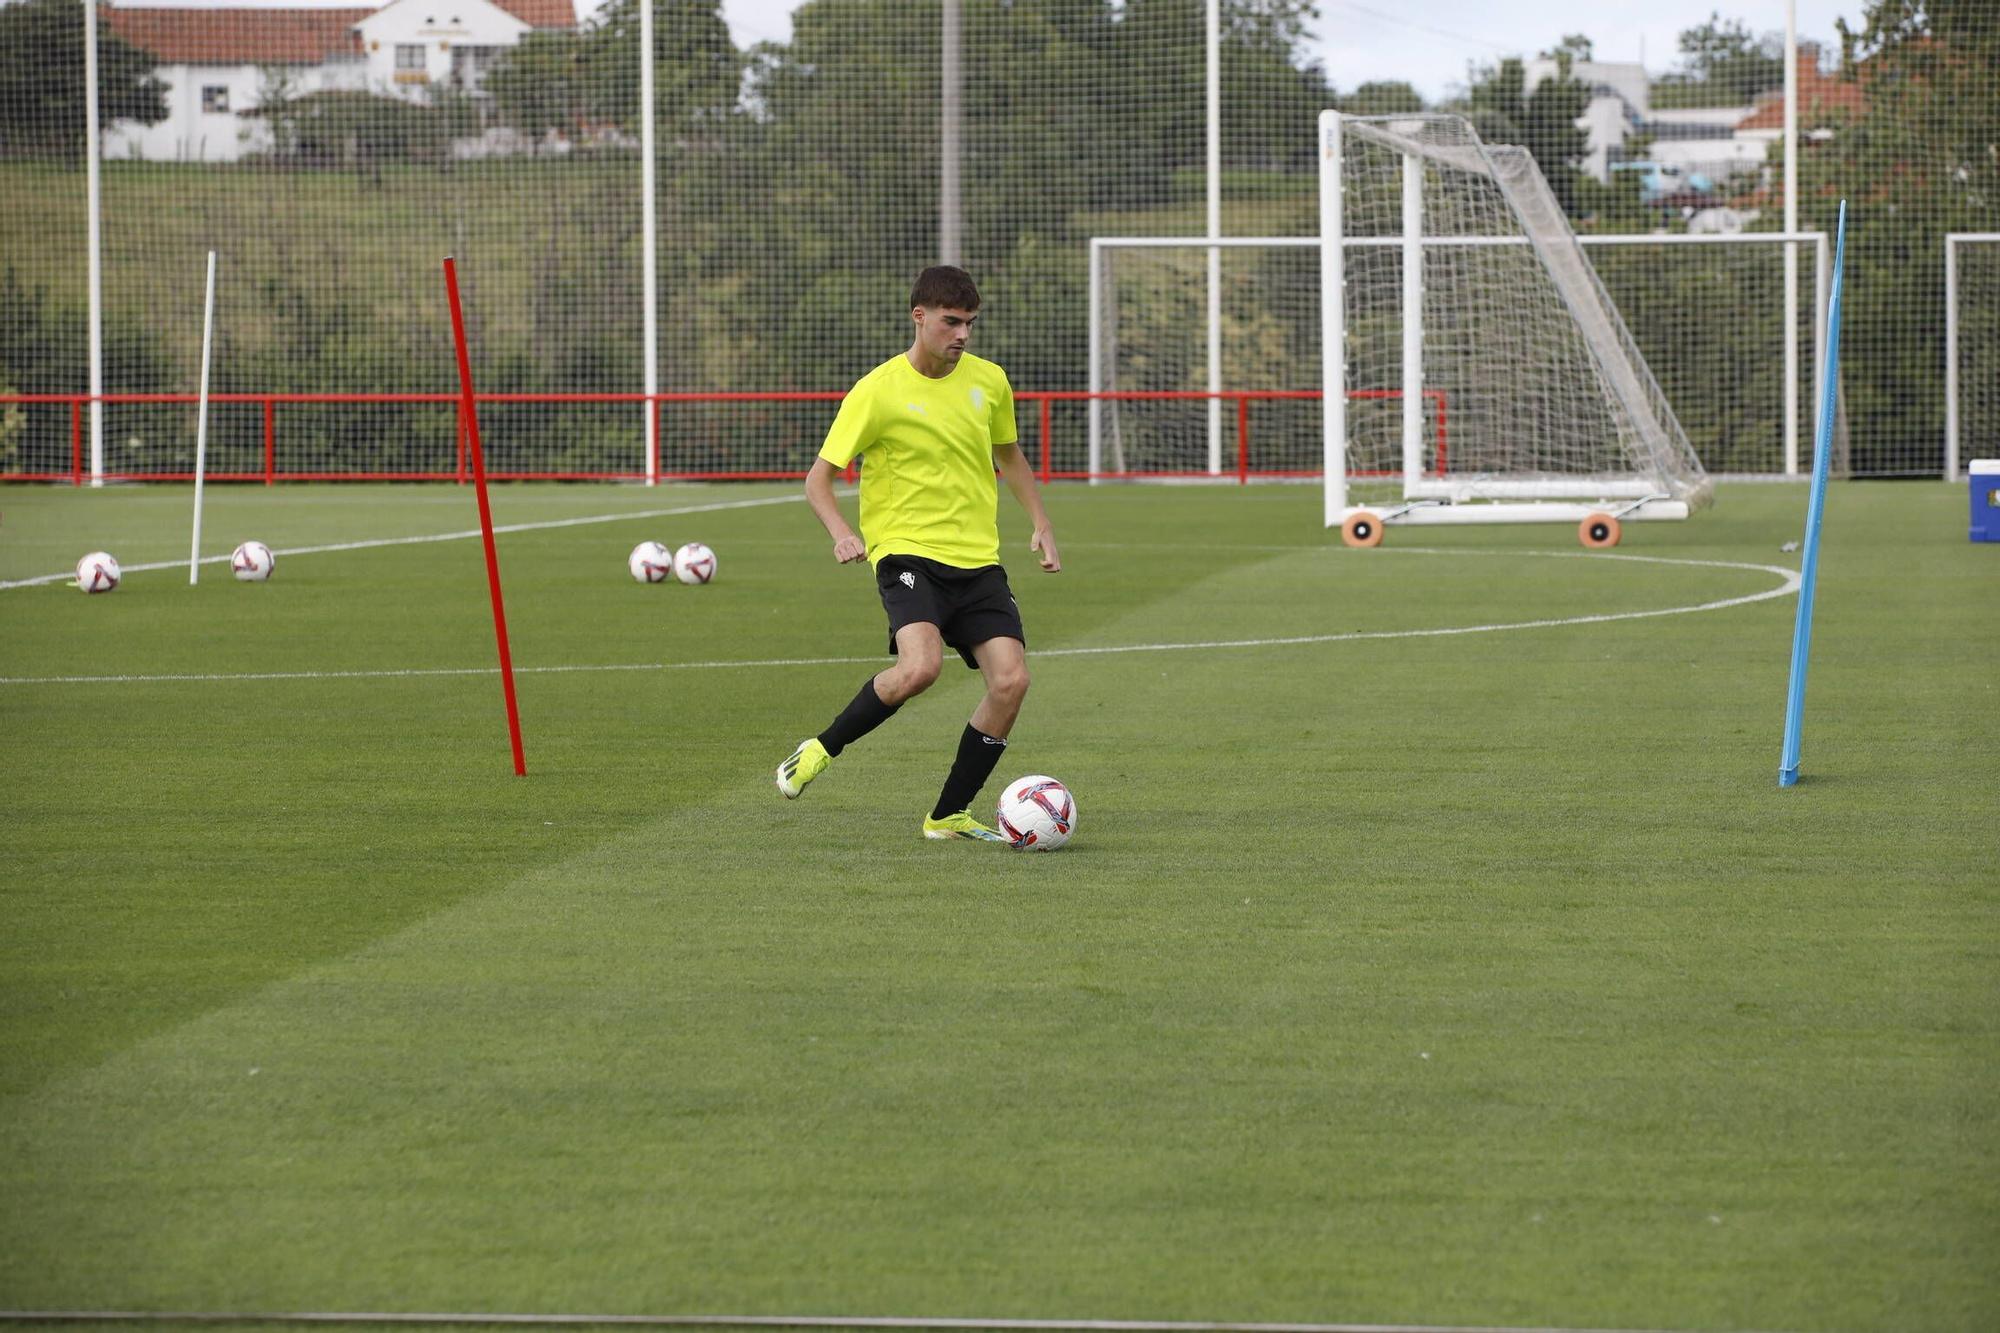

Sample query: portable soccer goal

[1320,111,1712,547]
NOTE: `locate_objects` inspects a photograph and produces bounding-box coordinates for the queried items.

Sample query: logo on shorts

[899,571,916,589]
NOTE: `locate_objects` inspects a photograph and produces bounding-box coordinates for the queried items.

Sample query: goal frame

[1320,110,1718,531]
[1086,230,1829,490]
[1945,233,2000,483]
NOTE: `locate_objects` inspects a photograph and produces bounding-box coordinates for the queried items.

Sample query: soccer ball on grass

[673,542,717,585]
[76,551,120,594]
[231,541,275,581]
[997,774,1075,851]
[628,540,674,584]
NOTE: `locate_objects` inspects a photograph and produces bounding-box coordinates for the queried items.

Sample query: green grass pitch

[1,480,1995,1332]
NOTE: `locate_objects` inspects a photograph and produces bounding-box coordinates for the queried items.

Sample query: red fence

[0,389,1448,484]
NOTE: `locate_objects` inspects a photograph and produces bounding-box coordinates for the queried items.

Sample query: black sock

[932,724,1009,820]
[817,677,898,757]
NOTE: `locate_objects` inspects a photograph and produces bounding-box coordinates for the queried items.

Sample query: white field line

[0,553,1800,687]
[0,1314,1727,1333]
[0,491,820,591]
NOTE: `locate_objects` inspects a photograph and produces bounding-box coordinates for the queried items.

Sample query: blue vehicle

[1610,160,1717,202]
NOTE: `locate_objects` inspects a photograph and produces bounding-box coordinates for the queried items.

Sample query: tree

[1339,81,1425,116]
[1797,0,2000,472]
[0,0,166,160]
[1548,33,1594,62]
[1652,12,1785,108]
[1457,54,1591,214]
[247,89,478,173]
[483,0,739,142]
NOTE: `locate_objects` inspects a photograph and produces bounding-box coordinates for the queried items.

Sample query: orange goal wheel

[1341,511,1385,548]
[1579,513,1622,549]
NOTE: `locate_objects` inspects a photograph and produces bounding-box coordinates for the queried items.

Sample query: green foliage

[0,0,166,161]
[249,89,480,171]
[483,0,740,140]
[1651,12,1786,108]
[1547,33,1595,62]
[1799,0,2000,472]
[1456,55,1591,214]
[1339,81,1426,116]
[0,266,173,472]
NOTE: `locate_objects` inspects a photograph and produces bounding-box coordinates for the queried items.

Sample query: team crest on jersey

[968,386,985,410]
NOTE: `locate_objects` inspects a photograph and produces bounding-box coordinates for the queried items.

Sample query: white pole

[941,0,963,266]
[1087,238,1102,480]
[190,251,216,585]
[1400,152,1423,494]
[1945,235,1959,483]
[1320,110,1346,525]
[85,0,104,486]
[640,0,659,485]
[1205,0,1222,475]
[1783,0,1800,475]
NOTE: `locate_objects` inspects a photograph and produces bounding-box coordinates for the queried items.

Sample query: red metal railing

[0,389,1448,484]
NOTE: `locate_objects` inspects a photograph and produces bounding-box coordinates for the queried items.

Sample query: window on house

[395,44,426,71]
[201,85,229,113]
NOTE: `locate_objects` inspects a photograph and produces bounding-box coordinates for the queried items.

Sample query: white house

[102,0,576,162]
[1518,46,1861,210]
[1524,57,1651,183]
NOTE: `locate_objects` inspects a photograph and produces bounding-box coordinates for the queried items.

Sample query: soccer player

[774,265,1061,842]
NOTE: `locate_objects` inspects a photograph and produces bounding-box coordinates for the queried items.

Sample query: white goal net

[1321,112,1711,529]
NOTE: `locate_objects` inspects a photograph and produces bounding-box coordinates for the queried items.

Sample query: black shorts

[876,554,1026,668]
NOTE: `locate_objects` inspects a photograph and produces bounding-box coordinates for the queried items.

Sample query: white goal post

[1945,233,2000,483]
[1320,111,1712,532]
[1087,230,1830,485]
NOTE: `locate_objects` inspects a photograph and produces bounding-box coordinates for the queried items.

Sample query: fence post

[1039,396,1051,481]
[650,396,662,481]
[1236,396,1249,483]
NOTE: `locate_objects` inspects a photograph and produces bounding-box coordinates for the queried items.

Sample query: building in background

[1526,44,1855,214]
[100,0,576,162]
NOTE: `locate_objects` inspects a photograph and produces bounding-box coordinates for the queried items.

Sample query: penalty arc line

[0,490,830,591]
[0,554,1801,687]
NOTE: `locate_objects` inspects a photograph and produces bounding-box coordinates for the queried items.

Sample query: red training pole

[443,257,527,777]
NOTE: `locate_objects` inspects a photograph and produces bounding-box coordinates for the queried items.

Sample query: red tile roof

[101,0,576,67]
[1736,48,1867,132]
[492,0,576,29]
[102,7,371,65]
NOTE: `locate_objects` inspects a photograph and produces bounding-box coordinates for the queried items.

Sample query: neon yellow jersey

[818,351,1018,569]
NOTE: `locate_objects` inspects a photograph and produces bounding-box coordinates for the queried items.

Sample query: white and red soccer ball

[628,540,673,584]
[673,541,717,585]
[231,540,275,581]
[997,774,1075,851]
[75,551,120,594]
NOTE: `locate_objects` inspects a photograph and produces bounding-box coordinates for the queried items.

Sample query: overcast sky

[114,0,1867,103]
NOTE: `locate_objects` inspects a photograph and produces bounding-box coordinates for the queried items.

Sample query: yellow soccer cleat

[775,738,831,799]
[922,810,1008,843]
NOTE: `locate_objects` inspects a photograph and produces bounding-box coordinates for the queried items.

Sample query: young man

[774,265,1061,842]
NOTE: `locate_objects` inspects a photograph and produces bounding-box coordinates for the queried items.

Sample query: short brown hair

[910,265,981,311]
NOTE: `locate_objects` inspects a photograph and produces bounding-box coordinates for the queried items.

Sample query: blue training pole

[1779,200,1848,788]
